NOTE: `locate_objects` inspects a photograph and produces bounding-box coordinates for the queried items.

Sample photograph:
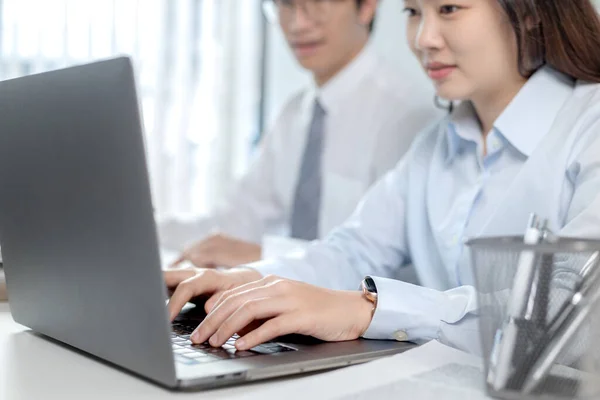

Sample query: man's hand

[169,234,262,269]
[188,276,374,351]
[165,267,263,320]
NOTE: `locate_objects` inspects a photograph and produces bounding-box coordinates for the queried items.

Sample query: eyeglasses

[262,0,347,25]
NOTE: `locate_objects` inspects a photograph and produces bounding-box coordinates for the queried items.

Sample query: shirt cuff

[361,276,446,342]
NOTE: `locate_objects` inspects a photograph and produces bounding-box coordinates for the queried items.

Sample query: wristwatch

[361,276,378,317]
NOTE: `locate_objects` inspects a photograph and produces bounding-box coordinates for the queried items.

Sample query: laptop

[0,57,414,390]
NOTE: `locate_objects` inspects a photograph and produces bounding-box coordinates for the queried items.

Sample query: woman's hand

[189,275,374,351]
[165,267,263,320]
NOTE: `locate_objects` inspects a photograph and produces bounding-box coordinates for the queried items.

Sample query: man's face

[277,0,374,79]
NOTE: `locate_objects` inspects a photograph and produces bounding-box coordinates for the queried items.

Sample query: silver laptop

[0,57,413,390]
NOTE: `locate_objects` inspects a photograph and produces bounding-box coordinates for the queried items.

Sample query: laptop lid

[0,57,177,388]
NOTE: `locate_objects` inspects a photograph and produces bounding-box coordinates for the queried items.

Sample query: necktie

[290,100,326,241]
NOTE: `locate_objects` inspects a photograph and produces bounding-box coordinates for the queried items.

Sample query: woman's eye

[439,5,460,14]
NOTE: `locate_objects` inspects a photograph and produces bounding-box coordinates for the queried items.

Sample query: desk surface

[0,303,309,400]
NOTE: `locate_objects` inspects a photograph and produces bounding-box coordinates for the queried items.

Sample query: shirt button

[393,330,409,341]
[490,137,501,150]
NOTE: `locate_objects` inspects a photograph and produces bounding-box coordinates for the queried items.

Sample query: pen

[489,214,542,391]
[522,273,600,394]
[527,252,552,326]
[541,252,600,329]
[522,252,600,391]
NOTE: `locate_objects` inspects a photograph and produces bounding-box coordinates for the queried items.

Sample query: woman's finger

[235,315,300,351]
[167,271,221,320]
[207,275,280,312]
[192,282,284,343]
[208,297,291,347]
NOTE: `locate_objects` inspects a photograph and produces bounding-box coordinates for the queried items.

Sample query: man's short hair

[356,0,376,32]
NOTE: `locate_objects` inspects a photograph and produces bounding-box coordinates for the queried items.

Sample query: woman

[164,0,600,355]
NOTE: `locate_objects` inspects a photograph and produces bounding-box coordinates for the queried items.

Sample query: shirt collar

[494,66,574,157]
[445,66,574,164]
[305,42,378,115]
[445,101,480,164]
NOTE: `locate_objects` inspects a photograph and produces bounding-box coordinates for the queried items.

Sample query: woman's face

[405,0,525,103]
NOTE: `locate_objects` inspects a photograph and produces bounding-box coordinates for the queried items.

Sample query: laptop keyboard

[171,320,296,365]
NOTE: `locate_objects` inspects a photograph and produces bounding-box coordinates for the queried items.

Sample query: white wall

[263,0,433,127]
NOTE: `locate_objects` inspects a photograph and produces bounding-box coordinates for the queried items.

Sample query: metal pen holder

[467,236,600,400]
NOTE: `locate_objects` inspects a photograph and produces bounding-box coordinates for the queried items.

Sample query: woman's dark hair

[498,0,600,82]
[356,0,376,32]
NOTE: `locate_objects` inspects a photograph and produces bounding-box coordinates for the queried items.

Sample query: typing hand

[169,234,262,269]
[189,276,374,351]
[165,267,263,320]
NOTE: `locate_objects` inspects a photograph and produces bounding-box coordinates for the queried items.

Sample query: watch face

[364,277,377,294]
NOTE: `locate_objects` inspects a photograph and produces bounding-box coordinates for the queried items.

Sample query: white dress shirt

[158,43,442,258]
[249,66,600,354]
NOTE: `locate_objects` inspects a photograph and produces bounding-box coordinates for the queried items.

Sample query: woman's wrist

[349,290,375,338]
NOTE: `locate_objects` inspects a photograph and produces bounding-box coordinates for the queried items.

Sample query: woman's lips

[426,64,456,81]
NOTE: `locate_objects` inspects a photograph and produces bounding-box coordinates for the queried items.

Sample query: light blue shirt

[249,66,600,354]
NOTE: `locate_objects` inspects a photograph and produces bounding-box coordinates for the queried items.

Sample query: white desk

[0,302,310,400]
[0,302,497,399]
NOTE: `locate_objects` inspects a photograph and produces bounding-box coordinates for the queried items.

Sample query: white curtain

[0,0,262,217]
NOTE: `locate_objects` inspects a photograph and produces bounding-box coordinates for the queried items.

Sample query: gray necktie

[290,101,326,241]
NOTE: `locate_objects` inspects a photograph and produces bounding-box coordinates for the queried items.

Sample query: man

[159,0,440,268]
